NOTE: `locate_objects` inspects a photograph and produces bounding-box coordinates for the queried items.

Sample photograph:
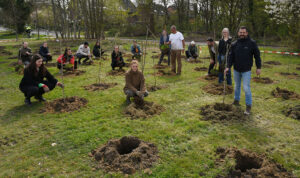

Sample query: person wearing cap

[158,30,170,65]
[76,42,92,64]
[186,41,198,61]
[166,25,185,75]
[218,28,232,85]
[224,26,262,115]
[131,40,142,60]
[206,38,218,75]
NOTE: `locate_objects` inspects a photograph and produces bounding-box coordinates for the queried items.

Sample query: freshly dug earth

[264,61,282,65]
[153,64,168,69]
[194,67,208,71]
[81,60,94,65]
[41,96,88,113]
[215,147,294,178]
[90,136,159,174]
[63,70,86,76]
[7,56,18,60]
[83,83,117,91]
[279,72,299,79]
[107,69,126,76]
[0,46,13,56]
[202,83,233,95]
[284,105,300,120]
[155,70,176,76]
[200,103,245,121]
[271,87,300,100]
[147,85,168,92]
[296,67,300,71]
[124,100,165,119]
[252,77,273,84]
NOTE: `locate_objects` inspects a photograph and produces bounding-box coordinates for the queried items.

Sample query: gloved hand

[39,83,50,92]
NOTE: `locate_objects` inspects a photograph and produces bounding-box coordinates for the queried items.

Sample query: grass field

[0,39,299,177]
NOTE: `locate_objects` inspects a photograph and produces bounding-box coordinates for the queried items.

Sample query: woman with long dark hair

[57,47,75,70]
[93,40,104,58]
[19,54,64,105]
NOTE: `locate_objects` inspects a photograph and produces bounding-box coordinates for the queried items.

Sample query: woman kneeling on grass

[124,60,148,105]
[57,47,76,71]
[19,54,64,105]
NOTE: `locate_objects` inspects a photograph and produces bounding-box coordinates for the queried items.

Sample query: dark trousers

[111,61,125,70]
[208,58,216,74]
[42,55,52,63]
[20,81,56,99]
[76,53,90,64]
[158,49,170,65]
[185,51,198,59]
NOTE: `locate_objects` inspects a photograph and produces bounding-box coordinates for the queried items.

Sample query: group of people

[18,25,261,115]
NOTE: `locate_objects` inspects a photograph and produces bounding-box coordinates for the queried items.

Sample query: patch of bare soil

[271,87,300,100]
[83,83,117,91]
[0,136,17,147]
[252,77,273,84]
[187,59,202,63]
[202,83,233,95]
[81,60,94,65]
[124,100,165,119]
[200,103,245,121]
[194,67,208,71]
[0,46,12,56]
[284,105,300,120]
[63,70,86,76]
[215,147,294,178]
[264,61,282,65]
[147,85,168,92]
[296,67,300,71]
[155,70,176,76]
[90,136,158,174]
[153,64,168,69]
[279,72,299,79]
[107,69,126,76]
[7,56,18,59]
[41,96,88,113]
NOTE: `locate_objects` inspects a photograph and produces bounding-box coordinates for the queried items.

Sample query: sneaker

[35,95,46,102]
[24,98,32,105]
[232,100,240,106]
[244,105,251,115]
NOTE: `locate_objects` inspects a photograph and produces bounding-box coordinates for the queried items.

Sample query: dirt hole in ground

[90,136,158,174]
[200,103,245,121]
[252,77,273,84]
[215,147,294,178]
[83,83,117,91]
[124,99,165,119]
[284,105,300,120]
[272,87,300,100]
[202,83,233,95]
[153,64,168,69]
[107,69,126,76]
[155,70,176,76]
[62,70,86,76]
[296,67,300,71]
[147,85,168,92]
[194,67,207,71]
[0,136,17,147]
[7,56,18,60]
[264,61,282,65]
[0,86,4,90]
[41,96,88,113]
[279,72,299,79]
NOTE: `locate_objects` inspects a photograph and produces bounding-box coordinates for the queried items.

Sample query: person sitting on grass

[57,47,76,71]
[39,42,52,64]
[18,42,32,67]
[124,60,148,105]
[93,40,105,58]
[111,46,125,70]
[131,40,142,60]
[19,54,64,105]
[186,41,198,61]
[76,42,92,64]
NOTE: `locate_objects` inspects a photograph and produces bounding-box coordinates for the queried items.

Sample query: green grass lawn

[0,39,299,177]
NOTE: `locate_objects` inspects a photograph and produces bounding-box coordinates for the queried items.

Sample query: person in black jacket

[218,28,232,85]
[19,54,64,105]
[225,26,261,115]
[39,42,52,63]
[93,41,105,58]
[111,46,125,70]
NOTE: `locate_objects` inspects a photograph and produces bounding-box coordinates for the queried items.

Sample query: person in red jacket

[57,47,76,71]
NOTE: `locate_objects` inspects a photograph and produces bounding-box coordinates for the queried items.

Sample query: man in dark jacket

[111,46,125,70]
[39,42,52,63]
[18,42,32,66]
[186,41,198,61]
[225,26,261,115]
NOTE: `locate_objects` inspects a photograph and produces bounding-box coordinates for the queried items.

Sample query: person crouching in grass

[57,47,76,71]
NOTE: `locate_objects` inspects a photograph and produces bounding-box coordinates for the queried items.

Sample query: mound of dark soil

[41,96,88,113]
[81,60,94,65]
[215,147,294,178]
[296,67,300,71]
[107,69,126,76]
[83,83,117,91]
[63,70,86,76]
[264,61,282,65]
[194,67,207,71]
[7,56,18,60]
[124,100,165,119]
[202,83,233,95]
[252,77,273,84]
[284,105,300,120]
[147,85,168,92]
[155,70,176,76]
[271,87,300,100]
[90,136,158,174]
[279,72,299,79]
[200,103,245,121]
[153,64,168,69]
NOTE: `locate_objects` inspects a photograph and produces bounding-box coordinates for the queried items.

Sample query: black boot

[232,100,240,106]
[24,97,32,105]
[35,95,46,102]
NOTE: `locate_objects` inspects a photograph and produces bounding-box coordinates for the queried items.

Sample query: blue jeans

[218,55,232,85]
[233,70,252,106]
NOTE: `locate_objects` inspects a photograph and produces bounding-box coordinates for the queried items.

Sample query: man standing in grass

[224,26,261,115]
[168,25,185,75]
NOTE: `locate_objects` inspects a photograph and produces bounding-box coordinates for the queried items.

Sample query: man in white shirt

[167,25,185,75]
[76,42,92,64]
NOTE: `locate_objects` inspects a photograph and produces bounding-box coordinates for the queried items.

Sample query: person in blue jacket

[158,30,170,65]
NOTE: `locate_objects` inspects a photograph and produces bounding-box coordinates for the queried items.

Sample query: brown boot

[244,105,251,115]
[232,100,240,106]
